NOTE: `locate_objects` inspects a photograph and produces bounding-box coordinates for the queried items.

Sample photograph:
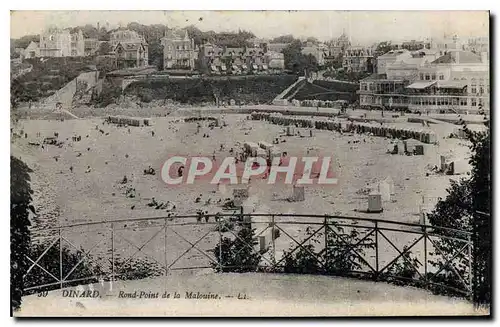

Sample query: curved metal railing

[24,213,473,299]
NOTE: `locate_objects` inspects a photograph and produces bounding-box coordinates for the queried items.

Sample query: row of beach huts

[250,112,438,144]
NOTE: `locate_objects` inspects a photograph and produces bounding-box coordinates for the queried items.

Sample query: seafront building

[359,48,489,113]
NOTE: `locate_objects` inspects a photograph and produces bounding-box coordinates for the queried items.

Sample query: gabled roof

[115,42,146,52]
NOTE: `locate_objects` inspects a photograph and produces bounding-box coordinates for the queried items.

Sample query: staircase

[272,77,305,105]
[40,71,99,111]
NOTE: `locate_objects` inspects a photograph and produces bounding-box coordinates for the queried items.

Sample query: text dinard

[118,291,221,300]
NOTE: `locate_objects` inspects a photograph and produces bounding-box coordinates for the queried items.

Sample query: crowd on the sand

[13,115,272,224]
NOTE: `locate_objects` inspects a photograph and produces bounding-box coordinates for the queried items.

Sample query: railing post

[423,226,428,290]
[271,215,276,272]
[324,216,328,272]
[164,218,168,291]
[218,216,223,273]
[468,234,473,301]
[59,228,63,289]
[374,220,379,280]
[111,223,115,290]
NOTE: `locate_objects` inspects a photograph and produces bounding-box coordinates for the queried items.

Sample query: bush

[379,246,422,287]
[23,241,104,296]
[11,156,33,313]
[211,224,261,273]
[93,80,121,108]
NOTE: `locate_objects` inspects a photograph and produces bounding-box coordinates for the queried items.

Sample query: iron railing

[24,213,473,299]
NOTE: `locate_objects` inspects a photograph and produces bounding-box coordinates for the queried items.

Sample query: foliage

[305,37,319,44]
[381,246,422,287]
[212,223,261,273]
[283,225,322,275]
[375,41,394,57]
[138,88,153,103]
[426,120,490,305]
[97,42,113,55]
[282,220,375,277]
[270,35,295,44]
[11,57,96,104]
[93,79,121,108]
[11,156,34,312]
[10,35,39,58]
[124,75,297,105]
[23,241,104,296]
[184,26,256,47]
[113,257,163,280]
[282,40,319,75]
[333,70,372,82]
[323,222,375,276]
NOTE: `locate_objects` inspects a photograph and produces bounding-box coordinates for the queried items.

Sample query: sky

[10,11,489,45]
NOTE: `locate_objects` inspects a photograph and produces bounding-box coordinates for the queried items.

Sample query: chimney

[97,22,100,31]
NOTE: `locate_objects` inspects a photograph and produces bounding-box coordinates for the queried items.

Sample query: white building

[376,49,411,75]
[406,50,489,114]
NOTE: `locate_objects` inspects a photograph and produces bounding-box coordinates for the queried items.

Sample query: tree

[375,41,393,56]
[11,156,34,313]
[11,35,39,50]
[306,37,319,45]
[282,40,318,74]
[270,35,295,44]
[212,222,261,273]
[427,119,491,305]
[97,42,113,55]
[98,27,109,41]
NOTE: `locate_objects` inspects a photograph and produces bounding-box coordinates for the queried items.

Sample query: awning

[262,64,268,70]
[210,65,217,71]
[252,64,258,70]
[437,81,468,89]
[406,81,437,89]
[221,64,227,71]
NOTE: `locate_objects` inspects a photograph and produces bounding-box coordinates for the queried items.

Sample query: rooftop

[378,49,410,58]
[431,50,482,64]
[361,73,387,81]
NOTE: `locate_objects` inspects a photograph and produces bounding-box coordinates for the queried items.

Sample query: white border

[2,1,498,326]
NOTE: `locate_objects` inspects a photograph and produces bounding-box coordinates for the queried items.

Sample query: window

[425,74,430,81]
[420,73,424,80]
[439,74,444,80]
[431,73,436,80]
[471,98,477,106]
[479,98,483,106]
[471,84,477,94]
[460,98,468,106]
[479,85,484,94]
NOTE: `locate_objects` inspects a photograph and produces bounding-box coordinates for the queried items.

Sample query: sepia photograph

[9,9,491,317]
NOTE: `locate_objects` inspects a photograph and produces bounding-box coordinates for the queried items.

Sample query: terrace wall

[123,75,298,105]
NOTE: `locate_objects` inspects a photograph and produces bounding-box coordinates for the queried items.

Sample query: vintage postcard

[10,10,491,317]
